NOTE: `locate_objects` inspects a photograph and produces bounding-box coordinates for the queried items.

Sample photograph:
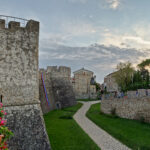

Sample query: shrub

[0,103,13,150]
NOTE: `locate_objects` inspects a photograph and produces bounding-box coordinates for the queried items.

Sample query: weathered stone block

[4,104,51,150]
[0,18,51,149]
[101,98,150,123]
[39,67,76,114]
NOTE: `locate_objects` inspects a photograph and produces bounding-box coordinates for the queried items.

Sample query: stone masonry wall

[4,104,50,150]
[0,20,39,106]
[101,98,150,123]
[39,66,76,114]
[73,69,97,99]
[0,19,51,149]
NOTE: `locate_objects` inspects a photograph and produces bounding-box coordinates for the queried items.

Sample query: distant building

[104,72,119,92]
[72,68,97,99]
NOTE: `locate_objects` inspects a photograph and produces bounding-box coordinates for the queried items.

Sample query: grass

[77,99,99,102]
[44,103,100,150]
[86,103,150,150]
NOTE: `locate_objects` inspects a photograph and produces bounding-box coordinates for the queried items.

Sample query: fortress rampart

[0,17,51,150]
[39,66,76,114]
[0,19,39,106]
[42,66,71,80]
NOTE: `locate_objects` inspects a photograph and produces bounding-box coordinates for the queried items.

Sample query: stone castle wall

[72,69,97,99]
[0,19,51,149]
[47,66,71,80]
[103,89,150,100]
[39,66,76,114]
[101,98,150,123]
[0,19,39,106]
[127,89,150,98]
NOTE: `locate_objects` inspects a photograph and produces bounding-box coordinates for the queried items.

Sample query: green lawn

[44,103,100,150]
[86,103,150,150]
[77,99,99,102]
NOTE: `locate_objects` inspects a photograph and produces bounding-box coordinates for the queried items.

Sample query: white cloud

[39,42,150,82]
[39,21,104,48]
[105,0,120,10]
[123,36,150,45]
[100,24,150,49]
[61,22,97,36]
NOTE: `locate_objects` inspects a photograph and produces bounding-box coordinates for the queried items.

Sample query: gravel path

[73,101,131,150]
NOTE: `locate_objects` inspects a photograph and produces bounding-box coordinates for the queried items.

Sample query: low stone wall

[101,98,150,123]
[103,89,150,100]
[127,89,150,98]
[75,93,97,100]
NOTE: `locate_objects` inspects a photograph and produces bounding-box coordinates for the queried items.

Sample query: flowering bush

[0,103,13,150]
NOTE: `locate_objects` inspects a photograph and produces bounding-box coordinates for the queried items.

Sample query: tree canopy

[138,59,150,69]
[113,62,134,91]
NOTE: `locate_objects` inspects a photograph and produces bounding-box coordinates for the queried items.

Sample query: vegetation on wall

[113,59,150,92]
[113,62,134,92]
[0,103,13,150]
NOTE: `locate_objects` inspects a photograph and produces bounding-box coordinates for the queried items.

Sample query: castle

[0,17,50,149]
[39,66,76,114]
[104,72,119,92]
[72,68,97,99]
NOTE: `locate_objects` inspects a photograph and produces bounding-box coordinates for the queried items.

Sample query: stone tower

[0,17,51,150]
[39,66,76,114]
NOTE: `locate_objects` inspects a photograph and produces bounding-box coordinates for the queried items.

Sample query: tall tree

[113,62,134,91]
[138,59,150,69]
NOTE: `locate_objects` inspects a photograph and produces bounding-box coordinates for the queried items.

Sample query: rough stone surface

[39,66,76,114]
[104,72,119,92]
[0,19,39,106]
[0,19,51,149]
[74,101,130,150]
[72,68,97,99]
[101,98,150,123]
[127,89,150,98]
[4,104,51,150]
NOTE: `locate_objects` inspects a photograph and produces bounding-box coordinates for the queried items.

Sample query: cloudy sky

[1,0,150,82]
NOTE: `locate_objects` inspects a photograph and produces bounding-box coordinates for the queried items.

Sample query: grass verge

[86,103,150,150]
[77,99,100,102]
[44,103,100,150]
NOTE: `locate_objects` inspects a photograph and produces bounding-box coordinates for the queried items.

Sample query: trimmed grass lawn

[77,99,100,102]
[44,103,100,150]
[86,103,150,150]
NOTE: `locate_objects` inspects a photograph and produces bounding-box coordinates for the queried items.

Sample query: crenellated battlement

[0,16,51,150]
[0,16,40,106]
[47,66,71,73]
[39,66,71,80]
[0,19,39,32]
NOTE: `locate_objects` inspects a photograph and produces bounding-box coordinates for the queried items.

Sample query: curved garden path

[73,101,131,150]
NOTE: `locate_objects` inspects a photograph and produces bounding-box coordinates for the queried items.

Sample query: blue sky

[1,0,150,82]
